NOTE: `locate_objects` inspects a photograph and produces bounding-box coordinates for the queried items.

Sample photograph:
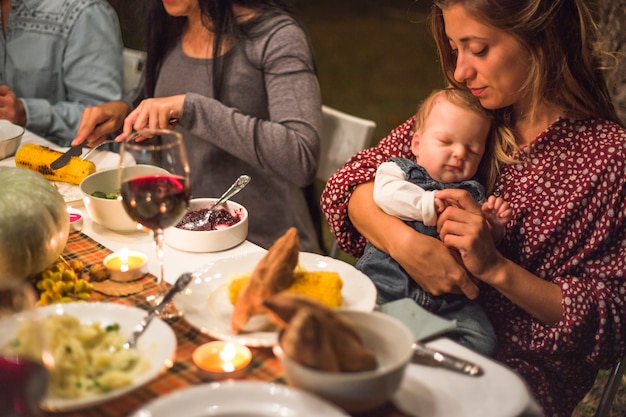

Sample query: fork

[80,140,116,161]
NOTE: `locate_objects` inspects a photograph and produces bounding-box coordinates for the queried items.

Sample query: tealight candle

[67,207,83,233]
[103,248,148,282]
[192,341,252,380]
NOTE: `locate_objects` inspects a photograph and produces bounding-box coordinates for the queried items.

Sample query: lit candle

[103,249,148,282]
[192,341,252,379]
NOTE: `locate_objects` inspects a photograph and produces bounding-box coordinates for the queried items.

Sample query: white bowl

[164,198,248,252]
[79,165,166,232]
[0,119,25,159]
[274,310,414,414]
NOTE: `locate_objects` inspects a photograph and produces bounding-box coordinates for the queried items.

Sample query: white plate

[392,339,537,417]
[175,251,377,347]
[128,380,350,417]
[0,302,176,412]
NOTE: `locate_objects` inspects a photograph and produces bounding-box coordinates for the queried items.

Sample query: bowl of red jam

[164,198,248,253]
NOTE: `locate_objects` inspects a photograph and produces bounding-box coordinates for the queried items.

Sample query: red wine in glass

[0,355,48,417]
[118,128,191,319]
[120,174,190,230]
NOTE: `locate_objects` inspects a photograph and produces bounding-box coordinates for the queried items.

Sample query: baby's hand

[434,197,448,214]
[482,196,512,243]
[482,195,512,228]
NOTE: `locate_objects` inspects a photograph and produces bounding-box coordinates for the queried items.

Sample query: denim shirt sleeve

[22,2,123,146]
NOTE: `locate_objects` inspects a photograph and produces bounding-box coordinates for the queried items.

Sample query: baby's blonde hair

[414,88,510,194]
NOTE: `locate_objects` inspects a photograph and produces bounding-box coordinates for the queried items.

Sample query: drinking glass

[0,280,52,417]
[118,129,191,319]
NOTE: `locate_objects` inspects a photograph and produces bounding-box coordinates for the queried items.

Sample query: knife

[412,341,484,376]
[50,144,83,170]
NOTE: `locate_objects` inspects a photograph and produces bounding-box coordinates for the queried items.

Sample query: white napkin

[378,298,457,341]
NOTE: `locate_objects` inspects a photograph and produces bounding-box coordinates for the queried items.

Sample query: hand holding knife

[49,140,115,170]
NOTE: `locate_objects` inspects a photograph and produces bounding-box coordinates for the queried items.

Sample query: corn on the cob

[14,143,96,185]
[228,269,343,308]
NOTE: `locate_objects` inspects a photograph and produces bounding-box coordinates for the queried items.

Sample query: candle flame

[220,342,236,372]
[120,248,129,272]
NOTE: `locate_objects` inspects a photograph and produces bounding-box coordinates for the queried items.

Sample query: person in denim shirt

[0,0,123,146]
[356,88,512,356]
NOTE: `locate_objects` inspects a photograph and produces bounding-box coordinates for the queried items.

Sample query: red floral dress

[320,116,626,417]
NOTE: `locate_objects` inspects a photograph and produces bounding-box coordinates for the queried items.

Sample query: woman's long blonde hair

[430,0,622,154]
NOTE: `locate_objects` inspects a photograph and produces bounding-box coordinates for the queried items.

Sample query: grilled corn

[15,143,96,185]
[228,268,343,308]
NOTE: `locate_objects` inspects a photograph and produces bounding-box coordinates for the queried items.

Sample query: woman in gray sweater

[73,0,322,251]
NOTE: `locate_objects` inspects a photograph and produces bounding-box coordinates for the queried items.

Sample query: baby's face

[412,100,490,183]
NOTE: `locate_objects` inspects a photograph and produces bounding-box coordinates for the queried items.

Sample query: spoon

[123,272,193,349]
[182,174,251,230]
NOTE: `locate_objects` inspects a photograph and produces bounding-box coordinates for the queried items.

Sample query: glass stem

[153,229,167,297]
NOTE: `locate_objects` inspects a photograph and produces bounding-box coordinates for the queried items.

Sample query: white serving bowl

[164,198,248,253]
[274,310,414,414]
[0,119,25,159]
[79,165,166,232]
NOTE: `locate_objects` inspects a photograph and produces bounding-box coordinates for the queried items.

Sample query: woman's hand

[436,188,507,282]
[73,101,131,146]
[119,95,185,139]
[0,85,26,127]
[349,182,480,299]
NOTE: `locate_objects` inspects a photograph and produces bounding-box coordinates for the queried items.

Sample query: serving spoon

[182,174,251,230]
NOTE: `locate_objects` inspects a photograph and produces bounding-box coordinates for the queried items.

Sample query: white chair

[594,355,625,417]
[122,48,146,99]
[316,105,376,258]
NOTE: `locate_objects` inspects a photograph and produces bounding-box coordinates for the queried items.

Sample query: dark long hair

[137,0,304,105]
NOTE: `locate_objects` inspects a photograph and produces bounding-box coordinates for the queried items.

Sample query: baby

[356,88,512,356]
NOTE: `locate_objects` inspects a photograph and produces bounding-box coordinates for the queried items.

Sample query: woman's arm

[350,181,479,298]
[179,18,322,188]
[436,188,564,324]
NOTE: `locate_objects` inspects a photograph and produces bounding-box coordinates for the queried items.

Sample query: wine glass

[0,280,52,417]
[118,129,191,319]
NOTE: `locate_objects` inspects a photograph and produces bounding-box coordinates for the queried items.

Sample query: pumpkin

[0,166,69,280]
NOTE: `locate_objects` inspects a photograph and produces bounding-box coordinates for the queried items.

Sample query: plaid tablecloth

[44,232,406,417]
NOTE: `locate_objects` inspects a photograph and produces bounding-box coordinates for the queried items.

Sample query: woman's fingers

[121,96,185,133]
[436,188,482,213]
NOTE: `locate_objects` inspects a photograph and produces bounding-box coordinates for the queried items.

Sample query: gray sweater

[153,13,322,251]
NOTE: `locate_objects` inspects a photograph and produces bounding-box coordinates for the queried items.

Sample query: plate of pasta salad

[0,302,176,412]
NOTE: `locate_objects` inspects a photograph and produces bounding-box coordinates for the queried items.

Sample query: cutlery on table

[123,272,193,349]
[411,341,484,376]
[50,140,115,170]
[181,174,251,230]
[50,144,84,170]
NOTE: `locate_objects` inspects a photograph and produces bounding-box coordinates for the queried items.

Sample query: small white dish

[0,120,25,159]
[174,251,377,347]
[164,198,248,253]
[275,310,414,414]
[67,207,84,233]
[0,302,177,412]
[128,380,350,417]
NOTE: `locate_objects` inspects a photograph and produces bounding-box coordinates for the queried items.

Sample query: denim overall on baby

[356,157,497,356]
